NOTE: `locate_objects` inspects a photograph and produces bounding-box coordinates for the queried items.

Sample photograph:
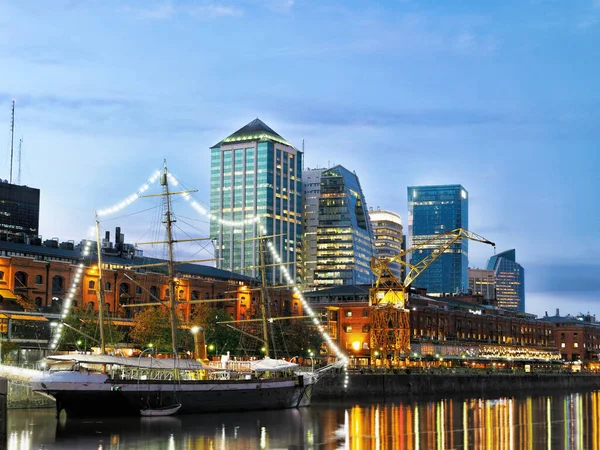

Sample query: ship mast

[258,236,270,357]
[161,161,179,378]
[94,213,107,355]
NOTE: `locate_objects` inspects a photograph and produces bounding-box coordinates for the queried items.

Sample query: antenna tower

[9,100,15,184]
[17,137,22,185]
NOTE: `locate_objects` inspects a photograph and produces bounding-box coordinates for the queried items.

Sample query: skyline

[1,0,599,317]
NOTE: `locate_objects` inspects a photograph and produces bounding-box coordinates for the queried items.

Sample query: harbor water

[4,389,600,449]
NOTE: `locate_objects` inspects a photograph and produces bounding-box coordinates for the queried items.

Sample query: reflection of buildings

[369,208,405,281]
[407,185,469,295]
[209,118,303,283]
[314,165,375,287]
[0,180,40,242]
[487,249,525,312]
[468,268,496,302]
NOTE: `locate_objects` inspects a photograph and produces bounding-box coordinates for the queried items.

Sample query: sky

[0,0,599,318]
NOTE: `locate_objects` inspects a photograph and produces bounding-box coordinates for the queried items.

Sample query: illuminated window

[561,343,566,348]
[345,311,352,317]
[344,326,352,333]
[574,343,579,348]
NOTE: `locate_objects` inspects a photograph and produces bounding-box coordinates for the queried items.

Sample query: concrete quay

[313,370,600,400]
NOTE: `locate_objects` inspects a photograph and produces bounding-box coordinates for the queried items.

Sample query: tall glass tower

[369,209,405,281]
[314,165,375,287]
[487,249,525,312]
[210,119,302,284]
[407,184,468,295]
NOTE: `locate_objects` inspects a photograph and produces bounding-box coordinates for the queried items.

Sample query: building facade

[487,249,525,312]
[314,166,375,287]
[210,119,303,284]
[407,185,469,295]
[0,180,40,241]
[468,269,496,302]
[369,209,405,281]
[302,167,324,288]
[0,238,303,349]
[305,285,558,367]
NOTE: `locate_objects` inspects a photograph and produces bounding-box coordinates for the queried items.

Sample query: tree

[61,305,124,351]
[130,307,171,351]
[190,304,240,356]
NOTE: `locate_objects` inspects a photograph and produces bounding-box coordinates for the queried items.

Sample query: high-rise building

[407,184,468,295]
[314,165,375,287]
[369,208,405,281]
[302,167,325,288]
[209,119,302,284]
[486,249,525,312]
[468,268,496,302]
[0,180,40,242]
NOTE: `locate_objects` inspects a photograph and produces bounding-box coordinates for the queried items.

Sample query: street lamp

[307,349,314,372]
[137,347,155,381]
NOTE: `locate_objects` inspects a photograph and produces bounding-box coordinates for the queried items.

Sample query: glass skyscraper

[210,119,302,284]
[301,167,324,288]
[369,209,405,281]
[0,180,40,242]
[407,184,468,295]
[487,249,525,312]
[314,165,375,287]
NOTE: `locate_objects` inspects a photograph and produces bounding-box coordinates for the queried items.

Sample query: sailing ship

[31,162,340,417]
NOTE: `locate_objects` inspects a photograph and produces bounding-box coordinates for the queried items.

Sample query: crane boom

[370,228,495,307]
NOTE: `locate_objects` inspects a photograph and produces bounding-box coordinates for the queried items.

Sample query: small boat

[140,404,182,417]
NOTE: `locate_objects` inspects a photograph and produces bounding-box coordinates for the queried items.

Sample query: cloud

[258,0,295,13]
[122,1,243,20]
[249,98,508,129]
[0,92,214,137]
[526,262,600,293]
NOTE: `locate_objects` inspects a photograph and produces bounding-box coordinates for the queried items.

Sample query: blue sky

[1,0,599,317]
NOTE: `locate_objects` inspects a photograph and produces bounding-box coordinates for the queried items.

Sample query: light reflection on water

[6,390,600,449]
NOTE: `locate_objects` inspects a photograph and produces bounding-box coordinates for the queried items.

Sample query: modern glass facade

[0,181,40,241]
[302,168,324,288]
[210,119,302,284]
[486,249,525,312]
[314,165,375,287]
[369,209,405,281]
[468,268,496,301]
[407,184,468,295]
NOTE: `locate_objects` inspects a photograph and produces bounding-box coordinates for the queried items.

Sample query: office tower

[314,165,375,287]
[369,208,405,281]
[487,249,525,312]
[407,184,468,295]
[0,180,40,242]
[468,268,496,301]
[210,119,302,284]
[302,167,324,288]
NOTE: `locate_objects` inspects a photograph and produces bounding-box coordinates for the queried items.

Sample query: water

[5,389,600,449]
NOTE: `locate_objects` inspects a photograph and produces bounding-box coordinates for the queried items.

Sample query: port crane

[369,228,495,366]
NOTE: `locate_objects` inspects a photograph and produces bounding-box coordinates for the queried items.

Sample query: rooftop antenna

[9,100,15,184]
[17,137,22,185]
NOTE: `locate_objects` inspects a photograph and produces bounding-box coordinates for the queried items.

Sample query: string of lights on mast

[49,167,349,388]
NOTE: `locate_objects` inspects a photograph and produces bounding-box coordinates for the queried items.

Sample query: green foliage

[130,307,172,351]
[190,304,240,356]
[61,305,125,351]
[1,341,20,362]
[273,320,324,358]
